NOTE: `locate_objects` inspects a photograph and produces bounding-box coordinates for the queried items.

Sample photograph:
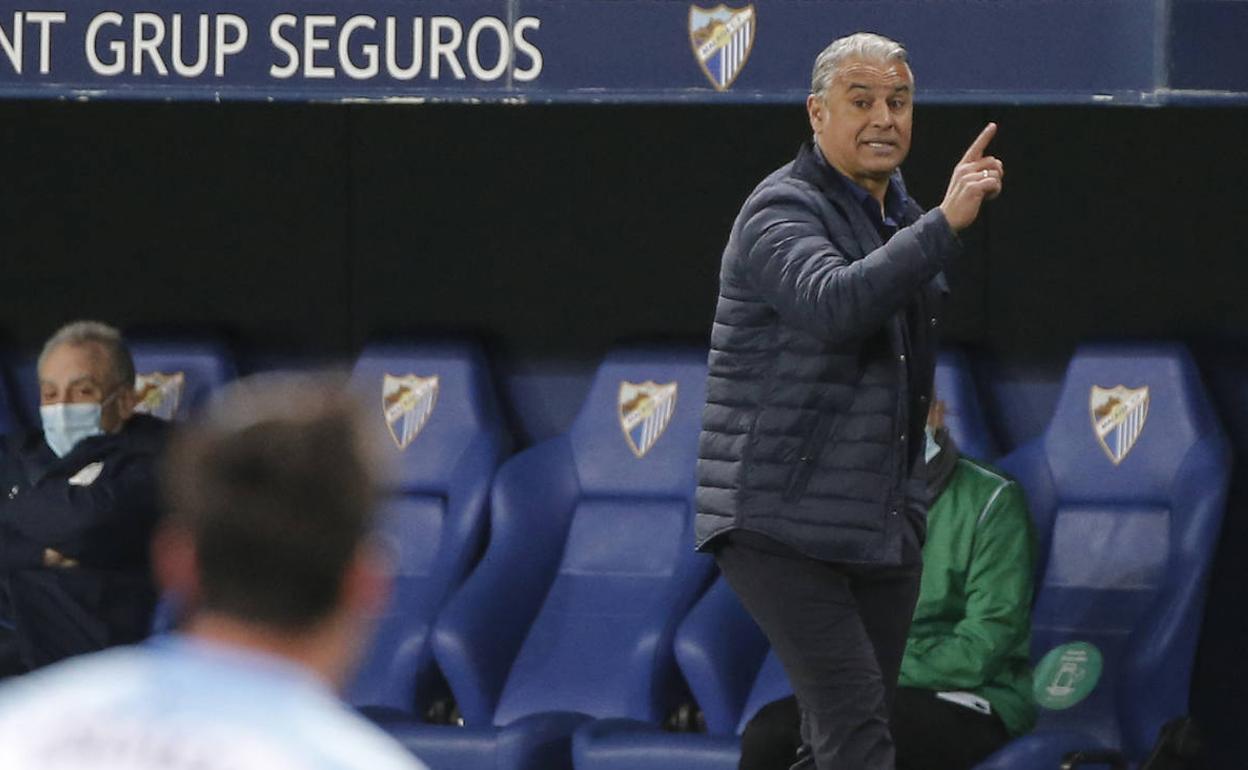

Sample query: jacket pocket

[782,413,842,504]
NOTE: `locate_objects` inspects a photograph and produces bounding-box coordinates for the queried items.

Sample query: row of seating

[359,342,1227,770]
[0,340,1230,770]
[571,344,1229,770]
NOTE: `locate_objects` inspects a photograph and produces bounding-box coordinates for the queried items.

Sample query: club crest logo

[133,372,185,421]
[689,5,755,91]
[619,381,678,458]
[382,374,439,451]
[1090,385,1150,465]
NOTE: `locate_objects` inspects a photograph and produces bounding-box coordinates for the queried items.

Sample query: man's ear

[153,524,199,607]
[340,542,392,620]
[806,93,825,135]
[115,384,138,423]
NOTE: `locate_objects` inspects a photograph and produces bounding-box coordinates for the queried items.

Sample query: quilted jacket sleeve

[738,181,959,344]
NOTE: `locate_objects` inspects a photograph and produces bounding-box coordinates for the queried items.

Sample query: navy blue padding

[391,347,714,770]
[573,718,742,770]
[4,358,39,429]
[737,651,793,733]
[672,578,768,737]
[0,368,16,436]
[128,340,236,421]
[345,342,509,716]
[129,340,236,635]
[935,348,999,461]
[981,343,1230,770]
[381,712,593,770]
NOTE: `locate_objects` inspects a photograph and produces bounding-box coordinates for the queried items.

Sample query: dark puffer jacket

[696,140,960,566]
[0,414,168,669]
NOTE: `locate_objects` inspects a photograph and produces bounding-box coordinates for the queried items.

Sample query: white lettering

[0,13,21,75]
[339,15,377,80]
[86,12,125,77]
[214,14,247,77]
[384,17,422,80]
[132,13,168,76]
[303,15,335,79]
[171,14,209,78]
[466,16,508,82]
[429,17,464,80]
[512,17,542,82]
[269,14,298,78]
[25,11,66,75]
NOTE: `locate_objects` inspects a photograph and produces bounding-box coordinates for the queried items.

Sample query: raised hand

[939,123,1004,233]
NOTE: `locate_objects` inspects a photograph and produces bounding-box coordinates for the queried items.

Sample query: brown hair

[162,375,379,631]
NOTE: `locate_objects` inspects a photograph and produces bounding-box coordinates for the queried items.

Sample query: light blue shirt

[0,634,429,770]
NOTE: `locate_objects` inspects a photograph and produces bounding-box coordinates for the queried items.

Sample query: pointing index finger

[960,122,998,163]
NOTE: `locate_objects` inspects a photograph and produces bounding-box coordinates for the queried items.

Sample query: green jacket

[898,453,1037,736]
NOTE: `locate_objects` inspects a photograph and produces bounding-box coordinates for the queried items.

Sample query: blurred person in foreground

[0,321,166,673]
[739,401,1036,770]
[0,375,428,770]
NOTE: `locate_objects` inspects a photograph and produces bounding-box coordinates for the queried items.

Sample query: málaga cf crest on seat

[1089,385,1150,465]
[133,372,185,421]
[618,381,678,458]
[383,374,439,451]
[689,5,755,91]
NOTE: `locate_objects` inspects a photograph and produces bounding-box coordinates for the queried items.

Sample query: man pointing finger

[696,31,1003,770]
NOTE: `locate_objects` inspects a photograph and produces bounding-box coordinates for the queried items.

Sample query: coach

[695,32,1003,770]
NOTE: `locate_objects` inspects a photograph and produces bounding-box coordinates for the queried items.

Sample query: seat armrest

[497,712,594,770]
[433,439,581,726]
[675,578,769,735]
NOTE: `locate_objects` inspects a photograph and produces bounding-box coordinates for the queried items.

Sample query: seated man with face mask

[0,321,168,674]
[739,401,1037,770]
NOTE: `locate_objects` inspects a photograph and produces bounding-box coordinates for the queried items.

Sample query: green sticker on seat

[1033,641,1102,710]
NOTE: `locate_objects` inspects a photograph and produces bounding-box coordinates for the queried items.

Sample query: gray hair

[38,320,136,389]
[810,32,909,98]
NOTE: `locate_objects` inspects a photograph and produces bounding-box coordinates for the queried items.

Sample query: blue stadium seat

[0,366,17,437]
[129,339,237,421]
[572,347,1000,770]
[381,347,715,770]
[345,341,510,717]
[935,348,999,461]
[978,342,1230,770]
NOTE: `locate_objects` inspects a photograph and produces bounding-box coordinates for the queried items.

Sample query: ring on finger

[981,169,990,179]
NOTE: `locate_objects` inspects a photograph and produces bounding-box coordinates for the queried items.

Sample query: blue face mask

[924,425,942,464]
[40,402,105,458]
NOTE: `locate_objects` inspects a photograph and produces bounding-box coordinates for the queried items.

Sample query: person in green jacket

[739,401,1036,770]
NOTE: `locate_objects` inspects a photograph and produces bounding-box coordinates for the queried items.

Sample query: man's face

[39,342,135,433]
[807,56,914,188]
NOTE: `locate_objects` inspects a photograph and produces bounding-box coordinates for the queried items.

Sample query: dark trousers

[716,536,922,770]
[740,689,1011,770]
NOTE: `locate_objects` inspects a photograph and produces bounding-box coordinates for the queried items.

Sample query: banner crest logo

[689,5,756,91]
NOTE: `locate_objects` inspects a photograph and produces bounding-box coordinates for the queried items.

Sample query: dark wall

[3,100,1245,361]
